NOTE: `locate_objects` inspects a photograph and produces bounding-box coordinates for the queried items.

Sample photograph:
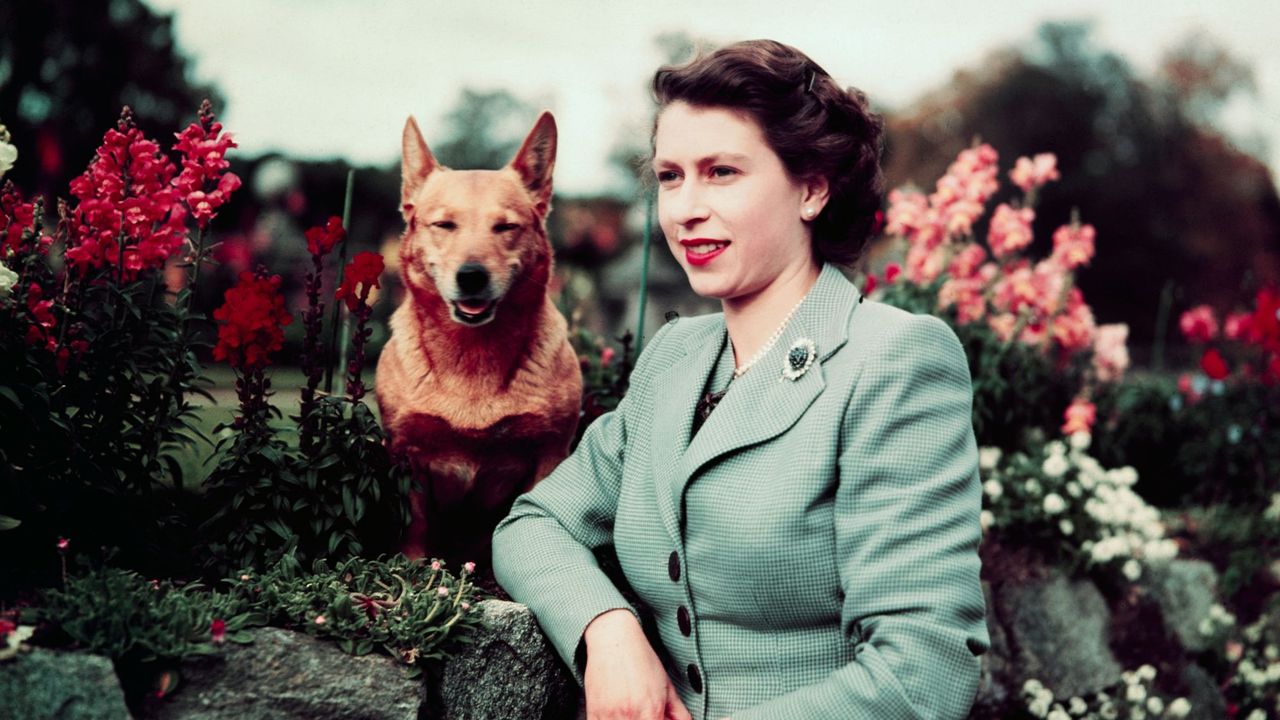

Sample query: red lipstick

[680,239,730,267]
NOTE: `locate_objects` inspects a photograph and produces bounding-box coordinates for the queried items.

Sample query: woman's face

[653,102,823,304]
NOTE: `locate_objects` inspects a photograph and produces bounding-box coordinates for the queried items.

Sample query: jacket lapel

[664,264,863,537]
[651,317,726,546]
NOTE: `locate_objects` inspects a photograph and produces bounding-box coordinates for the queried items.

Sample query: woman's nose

[668,182,710,226]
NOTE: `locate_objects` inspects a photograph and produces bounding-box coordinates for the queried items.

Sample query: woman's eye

[710,166,737,178]
[656,170,680,183]
[493,223,520,233]
[432,221,457,231]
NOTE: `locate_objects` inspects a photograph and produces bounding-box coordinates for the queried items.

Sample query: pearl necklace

[732,295,807,379]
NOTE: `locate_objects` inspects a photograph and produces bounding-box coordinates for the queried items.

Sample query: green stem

[636,192,654,354]
[325,170,356,395]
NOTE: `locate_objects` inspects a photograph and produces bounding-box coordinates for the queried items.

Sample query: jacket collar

[651,263,863,545]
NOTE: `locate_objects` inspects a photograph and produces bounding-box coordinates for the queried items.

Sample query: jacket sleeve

[491,321,673,687]
[733,313,990,720]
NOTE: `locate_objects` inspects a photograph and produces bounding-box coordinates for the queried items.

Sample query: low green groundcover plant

[18,549,481,706]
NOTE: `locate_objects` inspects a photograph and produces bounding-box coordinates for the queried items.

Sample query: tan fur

[376,112,582,564]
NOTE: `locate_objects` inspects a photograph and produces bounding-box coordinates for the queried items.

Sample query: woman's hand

[583,609,692,720]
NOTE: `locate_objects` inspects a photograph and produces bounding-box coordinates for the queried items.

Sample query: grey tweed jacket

[492,262,990,719]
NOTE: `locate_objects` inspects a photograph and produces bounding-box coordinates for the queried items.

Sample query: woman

[492,39,990,720]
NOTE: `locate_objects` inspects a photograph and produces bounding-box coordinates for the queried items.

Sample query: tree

[430,89,538,171]
[0,0,223,198]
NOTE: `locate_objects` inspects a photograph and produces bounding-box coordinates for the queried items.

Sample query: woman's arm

[733,313,990,720]
[492,321,674,686]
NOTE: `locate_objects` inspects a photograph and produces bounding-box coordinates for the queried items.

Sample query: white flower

[1125,682,1145,702]
[1122,559,1142,581]
[1145,696,1163,715]
[1065,481,1082,498]
[1058,519,1074,536]
[1098,701,1118,720]
[1266,662,1280,681]
[1068,432,1091,452]
[1028,696,1051,718]
[1046,440,1067,457]
[1047,707,1070,720]
[1024,478,1042,496]
[0,138,16,178]
[1265,493,1280,522]
[980,510,995,532]
[0,260,17,296]
[984,479,1003,500]
[1198,618,1214,636]
[1137,664,1156,681]
[1107,467,1138,487]
[1022,678,1045,695]
[979,447,1002,471]
[1042,454,1070,478]
[1246,709,1266,720]
[1166,698,1191,718]
[1042,493,1066,515]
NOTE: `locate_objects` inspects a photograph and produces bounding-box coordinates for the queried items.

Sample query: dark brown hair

[650,39,885,266]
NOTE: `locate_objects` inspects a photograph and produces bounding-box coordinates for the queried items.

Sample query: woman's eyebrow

[652,152,751,170]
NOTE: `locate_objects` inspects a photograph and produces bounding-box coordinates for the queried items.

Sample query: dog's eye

[432,221,457,231]
[493,223,520,233]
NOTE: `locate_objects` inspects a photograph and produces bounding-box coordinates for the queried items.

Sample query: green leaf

[0,515,22,531]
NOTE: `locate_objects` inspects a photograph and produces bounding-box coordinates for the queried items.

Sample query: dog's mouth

[450,298,498,326]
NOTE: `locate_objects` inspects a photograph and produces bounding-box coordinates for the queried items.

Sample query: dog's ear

[509,111,557,213]
[402,116,437,218]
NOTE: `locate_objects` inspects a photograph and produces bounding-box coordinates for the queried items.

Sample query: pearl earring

[804,207,814,218]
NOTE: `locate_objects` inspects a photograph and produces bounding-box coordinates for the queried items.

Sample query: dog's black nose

[456,263,490,295]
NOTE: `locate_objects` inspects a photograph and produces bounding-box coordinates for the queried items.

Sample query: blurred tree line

[3,6,1277,364]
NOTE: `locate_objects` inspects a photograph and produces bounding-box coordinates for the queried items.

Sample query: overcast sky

[142,0,1279,196]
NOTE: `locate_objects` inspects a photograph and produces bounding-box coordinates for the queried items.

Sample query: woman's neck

[722,260,821,370]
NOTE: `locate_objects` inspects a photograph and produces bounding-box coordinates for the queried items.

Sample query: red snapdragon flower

[883,262,901,284]
[1178,305,1219,344]
[64,109,187,279]
[305,216,346,257]
[210,618,226,645]
[0,183,35,256]
[335,251,384,311]
[212,270,293,370]
[173,101,241,230]
[1200,348,1229,380]
[1252,287,1280,354]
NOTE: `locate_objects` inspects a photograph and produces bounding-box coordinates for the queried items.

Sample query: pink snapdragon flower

[937,277,987,325]
[1009,153,1061,193]
[1092,324,1131,383]
[988,204,1035,259]
[1050,223,1096,270]
[1062,398,1097,435]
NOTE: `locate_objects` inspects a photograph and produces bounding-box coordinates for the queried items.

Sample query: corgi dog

[376,112,583,565]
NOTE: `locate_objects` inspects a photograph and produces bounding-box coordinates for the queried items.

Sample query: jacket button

[677,606,691,636]
[668,551,680,582]
[687,663,703,693]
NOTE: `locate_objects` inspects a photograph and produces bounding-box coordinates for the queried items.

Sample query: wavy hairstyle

[650,39,885,266]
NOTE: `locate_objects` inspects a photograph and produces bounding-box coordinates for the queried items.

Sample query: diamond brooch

[782,338,817,381]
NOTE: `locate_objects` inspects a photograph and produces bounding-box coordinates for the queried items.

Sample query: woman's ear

[801,176,830,218]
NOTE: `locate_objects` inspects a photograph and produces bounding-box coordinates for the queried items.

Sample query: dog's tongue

[457,300,489,314]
